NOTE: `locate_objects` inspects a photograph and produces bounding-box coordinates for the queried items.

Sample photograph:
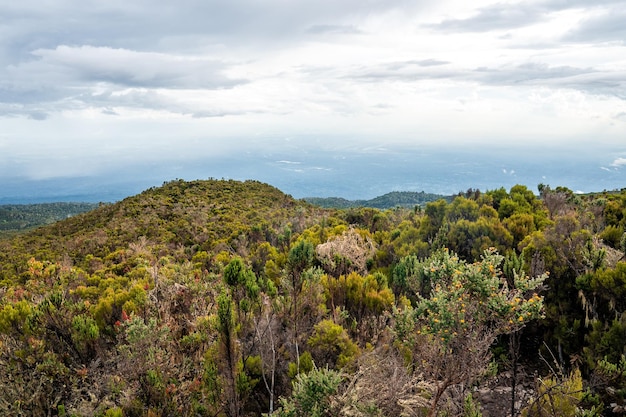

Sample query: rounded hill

[0,179,325,280]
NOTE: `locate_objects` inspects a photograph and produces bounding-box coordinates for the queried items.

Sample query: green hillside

[1,179,626,417]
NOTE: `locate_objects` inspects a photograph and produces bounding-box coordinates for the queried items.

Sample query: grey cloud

[473,62,592,85]
[85,87,264,118]
[564,8,626,44]
[101,108,119,116]
[0,86,66,105]
[339,59,626,99]
[0,0,421,118]
[306,25,362,35]
[0,0,422,58]
[79,89,185,114]
[413,59,450,67]
[191,110,245,118]
[427,4,544,33]
[0,105,50,120]
[427,0,626,35]
[30,45,245,89]
[27,111,48,120]
[543,0,626,11]
[473,64,626,99]
[1,44,247,116]
[341,59,454,82]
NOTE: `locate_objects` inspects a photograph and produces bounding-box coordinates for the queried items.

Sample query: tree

[223,257,260,324]
[394,248,546,417]
[286,240,316,373]
[275,366,342,417]
[521,214,595,367]
[214,290,243,417]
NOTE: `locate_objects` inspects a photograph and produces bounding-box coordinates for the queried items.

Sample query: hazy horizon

[2,140,624,204]
[1,1,625,202]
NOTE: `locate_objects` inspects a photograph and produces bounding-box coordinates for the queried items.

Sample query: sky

[1,0,626,202]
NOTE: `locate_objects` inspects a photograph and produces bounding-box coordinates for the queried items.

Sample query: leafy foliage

[1,180,626,416]
[275,366,342,417]
[394,248,546,416]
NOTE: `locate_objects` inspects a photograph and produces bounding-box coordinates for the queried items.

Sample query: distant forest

[1,179,626,417]
[304,190,452,209]
[0,202,98,236]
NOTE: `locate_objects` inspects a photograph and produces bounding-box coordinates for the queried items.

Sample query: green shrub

[275,366,342,417]
[308,319,359,369]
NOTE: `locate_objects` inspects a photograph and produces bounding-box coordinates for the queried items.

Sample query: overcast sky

[1,0,626,200]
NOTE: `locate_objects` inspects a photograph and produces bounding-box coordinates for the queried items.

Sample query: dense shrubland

[0,179,625,416]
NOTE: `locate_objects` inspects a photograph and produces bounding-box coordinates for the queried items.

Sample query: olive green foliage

[1,180,626,416]
[321,271,394,325]
[463,393,483,417]
[410,248,545,344]
[308,319,360,369]
[394,248,545,416]
[592,355,626,413]
[522,369,588,417]
[275,366,342,417]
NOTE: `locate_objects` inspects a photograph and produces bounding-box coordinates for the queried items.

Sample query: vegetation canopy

[0,179,625,417]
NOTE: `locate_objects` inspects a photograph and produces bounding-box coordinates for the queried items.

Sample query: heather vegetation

[1,179,626,416]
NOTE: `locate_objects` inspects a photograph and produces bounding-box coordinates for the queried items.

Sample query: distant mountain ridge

[304,190,451,209]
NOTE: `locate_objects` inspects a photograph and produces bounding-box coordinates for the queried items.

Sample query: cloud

[0,44,250,117]
[470,63,626,98]
[610,157,626,167]
[428,3,545,33]
[0,0,424,59]
[0,0,625,194]
[29,45,244,89]
[27,111,48,120]
[306,25,362,35]
[337,57,625,101]
[564,8,626,44]
[413,59,450,67]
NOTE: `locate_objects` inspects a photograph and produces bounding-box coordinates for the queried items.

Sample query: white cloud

[0,0,626,195]
[610,157,626,167]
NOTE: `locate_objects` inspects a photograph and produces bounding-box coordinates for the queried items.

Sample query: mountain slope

[0,179,325,281]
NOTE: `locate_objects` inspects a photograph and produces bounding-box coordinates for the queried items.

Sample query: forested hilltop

[1,179,626,417]
[304,190,451,209]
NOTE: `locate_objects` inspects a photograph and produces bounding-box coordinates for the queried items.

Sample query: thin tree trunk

[427,380,449,417]
[510,331,520,417]
[255,310,277,415]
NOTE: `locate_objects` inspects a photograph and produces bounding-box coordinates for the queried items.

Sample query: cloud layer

[1,0,625,195]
